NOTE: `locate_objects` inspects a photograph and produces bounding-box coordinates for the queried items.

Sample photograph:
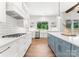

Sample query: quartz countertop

[48,32,79,47]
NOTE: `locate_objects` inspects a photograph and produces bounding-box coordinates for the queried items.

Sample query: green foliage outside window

[37,22,48,30]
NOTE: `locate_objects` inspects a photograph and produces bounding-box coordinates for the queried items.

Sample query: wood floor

[24,38,55,57]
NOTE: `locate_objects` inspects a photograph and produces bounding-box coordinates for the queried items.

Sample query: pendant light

[57,2,61,19]
[57,2,62,32]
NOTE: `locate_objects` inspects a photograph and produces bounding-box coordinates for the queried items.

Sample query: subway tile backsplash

[0,23,16,38]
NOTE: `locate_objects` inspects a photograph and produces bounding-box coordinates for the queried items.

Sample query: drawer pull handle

[0,47,10,54]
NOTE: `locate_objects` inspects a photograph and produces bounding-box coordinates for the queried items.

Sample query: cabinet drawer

[0,41,18,57]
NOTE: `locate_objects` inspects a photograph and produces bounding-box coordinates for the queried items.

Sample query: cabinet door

[48,34,56,53]
[50,35,56,53]
[55,37,71,57]
[18,33,32,57]
[61,40,71,57]
[18,35,28,56]
[55,37,63,57]
[48,34,71,57]
[71,44,79,57]
[0,41,18,57]
[43,32,47,38]
[48,34,52,47]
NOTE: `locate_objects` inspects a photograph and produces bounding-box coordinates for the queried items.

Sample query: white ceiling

[25,2,77,16]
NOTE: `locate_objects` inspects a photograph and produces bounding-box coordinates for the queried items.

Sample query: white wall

[6,15,28,34]
[6,15,18,27]
[0,2,6,22]
[0,15,17,37]
[0,22,17,38]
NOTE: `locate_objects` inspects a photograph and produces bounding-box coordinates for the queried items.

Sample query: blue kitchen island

[48,32,79,57]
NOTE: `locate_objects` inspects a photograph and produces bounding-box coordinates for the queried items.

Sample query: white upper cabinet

[0,2,6,22]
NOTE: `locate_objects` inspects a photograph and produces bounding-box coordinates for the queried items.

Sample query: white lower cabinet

[32,31,35,38]
[0,32,32,57]
[40,32,47,38]
[0,41,18,57]
[17,33,32,57]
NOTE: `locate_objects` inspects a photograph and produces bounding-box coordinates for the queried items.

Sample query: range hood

[6,11,24,19]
